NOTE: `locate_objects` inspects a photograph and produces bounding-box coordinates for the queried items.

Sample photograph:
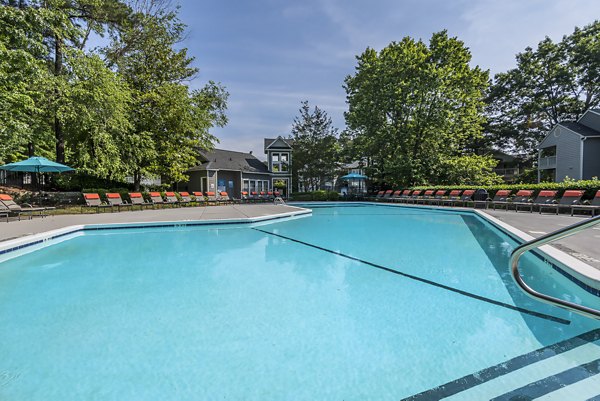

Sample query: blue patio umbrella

[340,172,368,180]
[0,156,75,174]
[0,157,75,203]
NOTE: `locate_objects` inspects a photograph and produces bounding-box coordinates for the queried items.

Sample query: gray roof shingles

[187,149,270,173]
[559,121,600,137]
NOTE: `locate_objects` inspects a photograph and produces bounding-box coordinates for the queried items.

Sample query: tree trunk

[54,35,65,164]
[134,170,141,191]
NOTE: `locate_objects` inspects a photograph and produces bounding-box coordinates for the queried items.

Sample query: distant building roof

[558,121,600,137]
[264,136,294,151]
[187,149,269,173]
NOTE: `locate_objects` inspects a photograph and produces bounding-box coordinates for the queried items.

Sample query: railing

[510,215,600,320]
[538,156,557,169]
[493,168,520,177]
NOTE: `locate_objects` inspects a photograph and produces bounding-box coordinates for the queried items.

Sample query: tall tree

[0,4,51,162]
[291,101,340,192]
[106,3,227,189]
[344,31,494,186]
[486,20,600,156]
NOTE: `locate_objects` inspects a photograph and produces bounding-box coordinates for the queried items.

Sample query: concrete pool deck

[1,202,598,270]
[0,204,307,243]
[481,209,600,269]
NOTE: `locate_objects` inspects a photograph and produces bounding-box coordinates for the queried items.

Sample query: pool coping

[0,206,312,256]
[290,201,600,293]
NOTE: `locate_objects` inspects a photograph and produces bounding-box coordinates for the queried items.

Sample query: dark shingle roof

[264,137,294,150]
[559,121,600,137]
[187,149,269,173]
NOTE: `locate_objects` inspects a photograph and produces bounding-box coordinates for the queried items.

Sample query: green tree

[344,31,494,186]
[106,5,228,189]
[0,3,54,162]
[290,101,340,192]
[486,20,600,156]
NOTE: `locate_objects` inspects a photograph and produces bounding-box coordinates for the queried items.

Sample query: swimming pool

[0,203,599,400]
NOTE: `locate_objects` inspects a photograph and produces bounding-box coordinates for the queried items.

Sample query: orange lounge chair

[192,192,207,205]
[571,190,600,217]
[106,193,133,212]
[164,192,179,207]
[481,190,512,210]
[0,194,48,220]
[148,192,165,208]
[83,193,112,213]
[440,190,462,207]
[129,192,152,210]
[516,190,556,213]
[205,191,218,204]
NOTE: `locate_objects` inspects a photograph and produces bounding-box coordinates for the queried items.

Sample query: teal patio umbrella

[0,156,75,203]
[0,156,75,174]
[340,172,368,194]
[340,172,368,180]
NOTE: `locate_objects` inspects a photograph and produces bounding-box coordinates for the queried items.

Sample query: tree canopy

[0,0,228,190]
[344,30,497,186]
[290,101,340,191]
[486,20,600,156]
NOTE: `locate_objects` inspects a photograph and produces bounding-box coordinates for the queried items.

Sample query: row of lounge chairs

[371,189,600,216]
[0,194,54,222]
[83,190,281,212]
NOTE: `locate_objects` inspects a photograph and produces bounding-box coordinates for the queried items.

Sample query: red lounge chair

[396,189,412,203]
[266,191,275,201]
[106,193,133,212]
[539,190,584,215]
[440,190,462,206]
[178,192,192,205]
[516,190,557,213]
[218,191,232,204]
[380,189,394,202]
[428,189,447,205]
[192,192,207,205]
[205,191,218,204]
[417,190,435,204]
[482,190,512,210]
[407,190,422,204]
[0,194,48,220]
[129,192,152,209]
[164,192,179,207]
[240,191,249,203]
[370,190,384,201]
[148,192,165,208]
[571,190,600,217]
[83,193,111,213]
[390,190,403,202]
[455,189,476,207]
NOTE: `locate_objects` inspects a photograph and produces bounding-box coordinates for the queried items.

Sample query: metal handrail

[510,215,600,320]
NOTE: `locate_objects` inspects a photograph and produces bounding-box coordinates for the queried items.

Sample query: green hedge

[290,190,339,201]
[407,179,600,199]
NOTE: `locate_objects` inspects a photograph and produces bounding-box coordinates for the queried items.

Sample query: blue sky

[177,0,600,159]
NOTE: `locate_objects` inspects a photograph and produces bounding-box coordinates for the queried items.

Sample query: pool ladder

[510,215,600,320]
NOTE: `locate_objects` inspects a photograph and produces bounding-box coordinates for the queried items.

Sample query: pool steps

[404,329,600,400]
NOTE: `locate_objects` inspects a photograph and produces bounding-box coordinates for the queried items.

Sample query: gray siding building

[538,109,600,182]
[181,136,294,198]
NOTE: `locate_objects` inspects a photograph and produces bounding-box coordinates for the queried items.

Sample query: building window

[243,179,249,192]
[271,152,289,173]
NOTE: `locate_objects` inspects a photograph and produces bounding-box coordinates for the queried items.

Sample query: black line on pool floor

[403,328,600,401]
[491,357,600,401]
[252,228,570,325]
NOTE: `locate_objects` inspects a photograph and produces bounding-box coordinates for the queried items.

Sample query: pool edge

[0,207,312,256]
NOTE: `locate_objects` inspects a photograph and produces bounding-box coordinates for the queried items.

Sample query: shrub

[409,178,600,200]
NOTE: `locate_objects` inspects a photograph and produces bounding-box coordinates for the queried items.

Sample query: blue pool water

[0,204,599,400]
